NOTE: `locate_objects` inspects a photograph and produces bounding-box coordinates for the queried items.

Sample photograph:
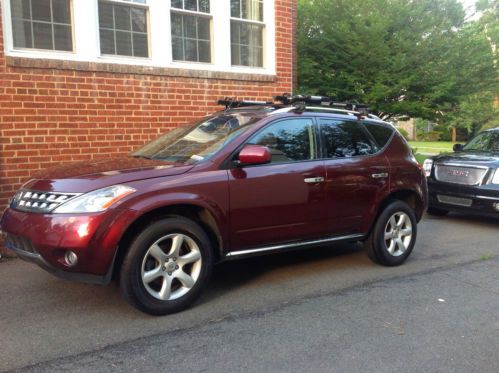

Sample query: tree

[298,0,498,122]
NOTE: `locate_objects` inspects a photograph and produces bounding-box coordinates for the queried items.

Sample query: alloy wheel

[141,233,202,301]
[383,212,413,257]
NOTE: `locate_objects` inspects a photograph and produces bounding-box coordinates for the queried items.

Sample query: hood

[432,152,499,168]
[23,157,194,193]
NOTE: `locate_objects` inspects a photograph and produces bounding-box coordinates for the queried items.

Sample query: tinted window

[249,118,315,163]
[364,122,393,148]
[320,119,376,158]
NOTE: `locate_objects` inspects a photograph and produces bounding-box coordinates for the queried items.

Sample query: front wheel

[364,201,417,266]
[120,217,214,315]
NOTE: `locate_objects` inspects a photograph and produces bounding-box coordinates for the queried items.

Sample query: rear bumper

[0,207,140,283]
[428,179,499,216]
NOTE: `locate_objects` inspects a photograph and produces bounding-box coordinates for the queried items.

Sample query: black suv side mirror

[453,144,464,152]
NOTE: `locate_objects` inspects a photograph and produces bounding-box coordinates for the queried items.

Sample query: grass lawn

[408,141,454,154]
[414,153,428,164]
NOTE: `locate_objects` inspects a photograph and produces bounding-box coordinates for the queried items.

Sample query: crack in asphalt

[13,257,498,373]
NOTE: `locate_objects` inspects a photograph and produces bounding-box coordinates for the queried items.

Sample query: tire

[120,216,214,315]
[427,207,449,216]
[364,200,417,266]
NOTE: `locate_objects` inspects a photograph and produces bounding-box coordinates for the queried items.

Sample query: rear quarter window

[363,122,394,148]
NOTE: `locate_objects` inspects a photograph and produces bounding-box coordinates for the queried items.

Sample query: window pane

[171,0,182,9]
[197,17,210,41]
[199,0,210,13]
[183,14,197,38]
[250,119,314,163]
[171,13,182,36]
[99,2,114,28]
[320,120,376,158]
[184,38,197,61]
[172,36,183,60]
[33,22,53,49]
[54,24,72,51]
[133,33,148,57]
[115,5,131,31]
[198,40,210,62]
[31,0,51,22]
[364,123,393,148]
[184,0,197,11]
[231,0,240,17]
[12,18,32,48]
[116,30,132,55]
[52,0,71,23]
[131,8,146,32]
[100,28,115,54]
[11,0,31,19]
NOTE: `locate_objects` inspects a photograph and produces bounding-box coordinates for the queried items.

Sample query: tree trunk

[452,127,457,143]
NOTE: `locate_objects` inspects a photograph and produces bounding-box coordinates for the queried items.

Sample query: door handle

[371,173,389,179]
[304,177,325,184]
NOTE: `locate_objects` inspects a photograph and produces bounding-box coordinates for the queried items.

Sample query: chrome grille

[434,164,488,186]
[4,233,37,254]
[11,190,81,213]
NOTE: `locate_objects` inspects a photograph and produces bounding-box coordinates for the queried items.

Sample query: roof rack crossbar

[217,98,273,109]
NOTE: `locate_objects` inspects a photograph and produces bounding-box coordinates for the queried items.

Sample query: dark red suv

[1,96,428,315]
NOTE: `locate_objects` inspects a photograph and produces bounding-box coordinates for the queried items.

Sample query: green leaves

[297,0,498,122]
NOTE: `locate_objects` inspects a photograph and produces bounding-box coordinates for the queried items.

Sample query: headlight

[53,185,136,213]
[492,169,499,185]
[423,159,433,177]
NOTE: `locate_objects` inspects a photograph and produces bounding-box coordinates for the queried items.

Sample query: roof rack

[217,98,273,109]
[217,94,372,117]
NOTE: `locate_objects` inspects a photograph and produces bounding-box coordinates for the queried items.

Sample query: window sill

[6,56,278,82]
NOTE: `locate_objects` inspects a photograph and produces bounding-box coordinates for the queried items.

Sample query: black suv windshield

[462,130,499,153]
[132,114,259,163]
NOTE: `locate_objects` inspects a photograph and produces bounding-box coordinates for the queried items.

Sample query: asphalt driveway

[0,213,498,372]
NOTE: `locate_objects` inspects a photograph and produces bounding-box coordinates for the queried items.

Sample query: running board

[225,233,365,258]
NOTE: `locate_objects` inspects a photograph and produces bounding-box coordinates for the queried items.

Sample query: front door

[228,117,329,250]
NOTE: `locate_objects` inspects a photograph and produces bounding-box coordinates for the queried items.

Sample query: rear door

[228,117,330,250]
[319,118,391,235]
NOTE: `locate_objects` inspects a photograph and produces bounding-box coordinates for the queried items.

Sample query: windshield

[132,113,259,164]
[462,131,499,153]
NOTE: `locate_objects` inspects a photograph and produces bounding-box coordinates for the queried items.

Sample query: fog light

[64,251,78,267]
[493,203,499,212]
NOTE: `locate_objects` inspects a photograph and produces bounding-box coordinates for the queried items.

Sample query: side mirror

[453,144,464,152]
[237,145,271,166]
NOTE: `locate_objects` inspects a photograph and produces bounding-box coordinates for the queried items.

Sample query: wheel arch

[112,204,224,281]
[378,189,425,223]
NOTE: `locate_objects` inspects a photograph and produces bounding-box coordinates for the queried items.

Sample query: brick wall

[0,0,297,218]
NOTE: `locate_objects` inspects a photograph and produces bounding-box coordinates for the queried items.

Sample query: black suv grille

[11,190,81,213]
[4,233,37,254]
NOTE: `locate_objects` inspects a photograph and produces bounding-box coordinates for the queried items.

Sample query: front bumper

[0,207,139,284]
[428,179,499,216]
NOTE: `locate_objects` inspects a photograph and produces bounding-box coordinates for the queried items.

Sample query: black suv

[424,128,499,216]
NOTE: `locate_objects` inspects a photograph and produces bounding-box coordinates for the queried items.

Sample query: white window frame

[1,0,276,75]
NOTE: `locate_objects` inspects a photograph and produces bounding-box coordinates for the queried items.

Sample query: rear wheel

[120,217,213,315]
[365,200,417,266]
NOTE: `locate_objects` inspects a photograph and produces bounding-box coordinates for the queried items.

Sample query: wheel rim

[141,233,202,301]
[384,212,413,257]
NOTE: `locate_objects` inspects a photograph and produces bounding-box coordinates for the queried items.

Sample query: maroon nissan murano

[1,97,428,315]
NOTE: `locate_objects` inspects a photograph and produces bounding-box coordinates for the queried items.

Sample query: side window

[248,118,315,163]
[364,122,394,148]
[320,119,377,158]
